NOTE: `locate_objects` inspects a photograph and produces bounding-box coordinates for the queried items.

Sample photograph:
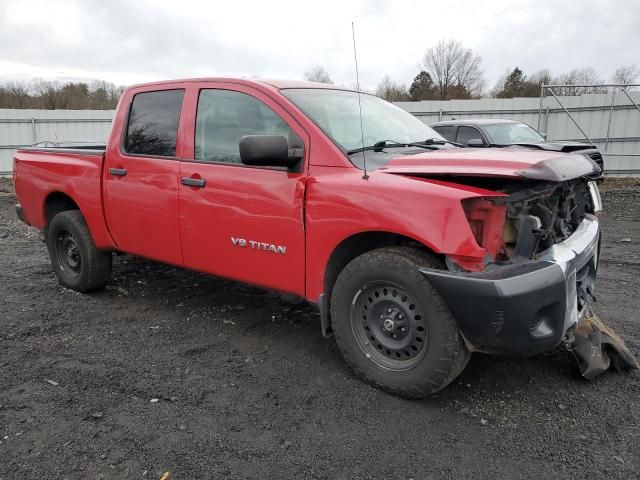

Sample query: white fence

[397,91,640,175]
[1,91,639,175]
[0,109,114,174]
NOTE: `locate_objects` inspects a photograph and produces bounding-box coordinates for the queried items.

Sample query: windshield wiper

[346,139,444,155]
[413,138,466,148]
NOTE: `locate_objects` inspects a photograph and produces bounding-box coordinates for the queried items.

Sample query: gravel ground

[1,177,639,480]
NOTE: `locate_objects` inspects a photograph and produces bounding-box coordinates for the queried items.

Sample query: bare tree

[528,69,552,87]
[0,78,123,109]
[420,39,484,100]
[304,66,333,84]
[553,67,606,95]
[4,81,31,108]
[612,64,639,86]
[374,75,410,102]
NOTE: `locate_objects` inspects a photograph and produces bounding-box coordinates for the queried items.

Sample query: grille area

[504,179,594,258]
[587,151,604,175]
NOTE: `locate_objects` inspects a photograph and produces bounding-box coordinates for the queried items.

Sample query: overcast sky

[0,0,638,91]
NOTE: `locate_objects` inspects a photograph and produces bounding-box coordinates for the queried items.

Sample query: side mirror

[467,138,485,147]
[541,132,547,140]
[239,135,303,169]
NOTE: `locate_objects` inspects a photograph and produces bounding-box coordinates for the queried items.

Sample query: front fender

[304,166,498,301]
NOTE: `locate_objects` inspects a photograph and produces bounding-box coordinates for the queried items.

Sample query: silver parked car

[431,118,604,178]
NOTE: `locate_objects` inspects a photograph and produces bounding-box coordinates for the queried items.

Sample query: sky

[0,0,638,91]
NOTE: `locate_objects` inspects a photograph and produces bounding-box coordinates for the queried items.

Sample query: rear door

[177,84,308,296]
[103,88,185,265]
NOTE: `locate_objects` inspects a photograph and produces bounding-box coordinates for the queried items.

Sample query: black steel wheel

[331,246,470,398]
[46,210,112,292]
[53,230,82,279]
[352,281,429,371]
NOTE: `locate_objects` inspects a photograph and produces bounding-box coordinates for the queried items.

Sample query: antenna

[351,21,368,180]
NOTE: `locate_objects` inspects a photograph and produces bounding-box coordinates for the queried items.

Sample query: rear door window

[432,125,455,142]
[125,89,185,157]
[456,126,485,145]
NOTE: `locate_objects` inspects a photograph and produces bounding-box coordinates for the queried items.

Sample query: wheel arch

[43,191,81,227]
[323,231,443,303]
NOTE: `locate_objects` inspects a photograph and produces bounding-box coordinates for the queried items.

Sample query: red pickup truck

[13,78,604,397]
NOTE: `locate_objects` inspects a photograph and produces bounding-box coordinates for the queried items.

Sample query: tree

[490,68,552,99]
[528,69,552,87]
[612,64,639,86]
[420,39,484,100]
[303,66,333,84]
[495,67,526,98]
[409,71,436,101]
[0,78,123,109]
[4,81,30,108]
[552,67,606,95]
[374,75,410,102]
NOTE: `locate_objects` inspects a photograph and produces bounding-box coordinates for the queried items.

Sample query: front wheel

[45,210,112,293]
[330,247,470,398]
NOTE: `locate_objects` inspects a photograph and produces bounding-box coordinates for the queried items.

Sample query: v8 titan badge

[231,237,286,255]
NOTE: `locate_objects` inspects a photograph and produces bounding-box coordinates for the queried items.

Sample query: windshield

[483,122,545,145]
[281,88,445,153]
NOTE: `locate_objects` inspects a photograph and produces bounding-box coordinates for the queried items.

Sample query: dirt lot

[1,177,639,480]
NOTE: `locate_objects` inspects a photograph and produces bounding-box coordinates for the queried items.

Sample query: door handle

[109,167,127,177]
[181,177,206,188]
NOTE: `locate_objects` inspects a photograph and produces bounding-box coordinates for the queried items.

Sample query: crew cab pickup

[13,78,604,398]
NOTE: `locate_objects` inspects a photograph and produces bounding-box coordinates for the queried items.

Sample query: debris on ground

[567,314,639,379]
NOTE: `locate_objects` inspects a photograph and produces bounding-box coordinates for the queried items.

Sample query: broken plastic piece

[567,314,639,380]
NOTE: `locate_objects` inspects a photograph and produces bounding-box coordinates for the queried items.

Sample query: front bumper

[421,214,600,356]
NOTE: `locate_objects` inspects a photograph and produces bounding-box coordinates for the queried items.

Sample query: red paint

[13,78,538,303]
[462,197,507,261]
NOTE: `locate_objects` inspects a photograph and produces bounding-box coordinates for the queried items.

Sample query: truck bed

[13,146,115,249]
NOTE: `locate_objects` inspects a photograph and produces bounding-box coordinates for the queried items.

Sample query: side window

[195,89,296,164]
[125,89,184,157]
[433,125,455,142]
[456,126,485,145]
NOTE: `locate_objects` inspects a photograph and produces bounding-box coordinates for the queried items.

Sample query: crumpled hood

[380,148,600,181]
[509,141,595,153]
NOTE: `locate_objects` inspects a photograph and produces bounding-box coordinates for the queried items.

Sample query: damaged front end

[419,156,638,378]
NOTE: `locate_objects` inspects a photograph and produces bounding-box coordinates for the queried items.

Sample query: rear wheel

[46,210,112,292]
[330,247,470,398]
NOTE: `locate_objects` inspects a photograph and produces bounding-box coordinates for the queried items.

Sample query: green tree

[496,67,526,98]
[409,71,436,101]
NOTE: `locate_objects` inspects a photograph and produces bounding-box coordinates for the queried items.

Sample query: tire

[330,246,470,398]
[45,210,112,293]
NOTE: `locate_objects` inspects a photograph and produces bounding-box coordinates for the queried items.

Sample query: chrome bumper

[537,214,600,335]
[421,214,601,356]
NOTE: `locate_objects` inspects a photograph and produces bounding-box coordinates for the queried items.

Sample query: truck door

[103,88,185,265]
[178,86,308,296]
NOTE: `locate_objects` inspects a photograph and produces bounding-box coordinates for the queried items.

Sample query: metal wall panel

[0,109,114,174]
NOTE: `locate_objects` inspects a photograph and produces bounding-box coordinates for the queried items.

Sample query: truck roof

[126,77,355,92]
[432,119,520,126]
